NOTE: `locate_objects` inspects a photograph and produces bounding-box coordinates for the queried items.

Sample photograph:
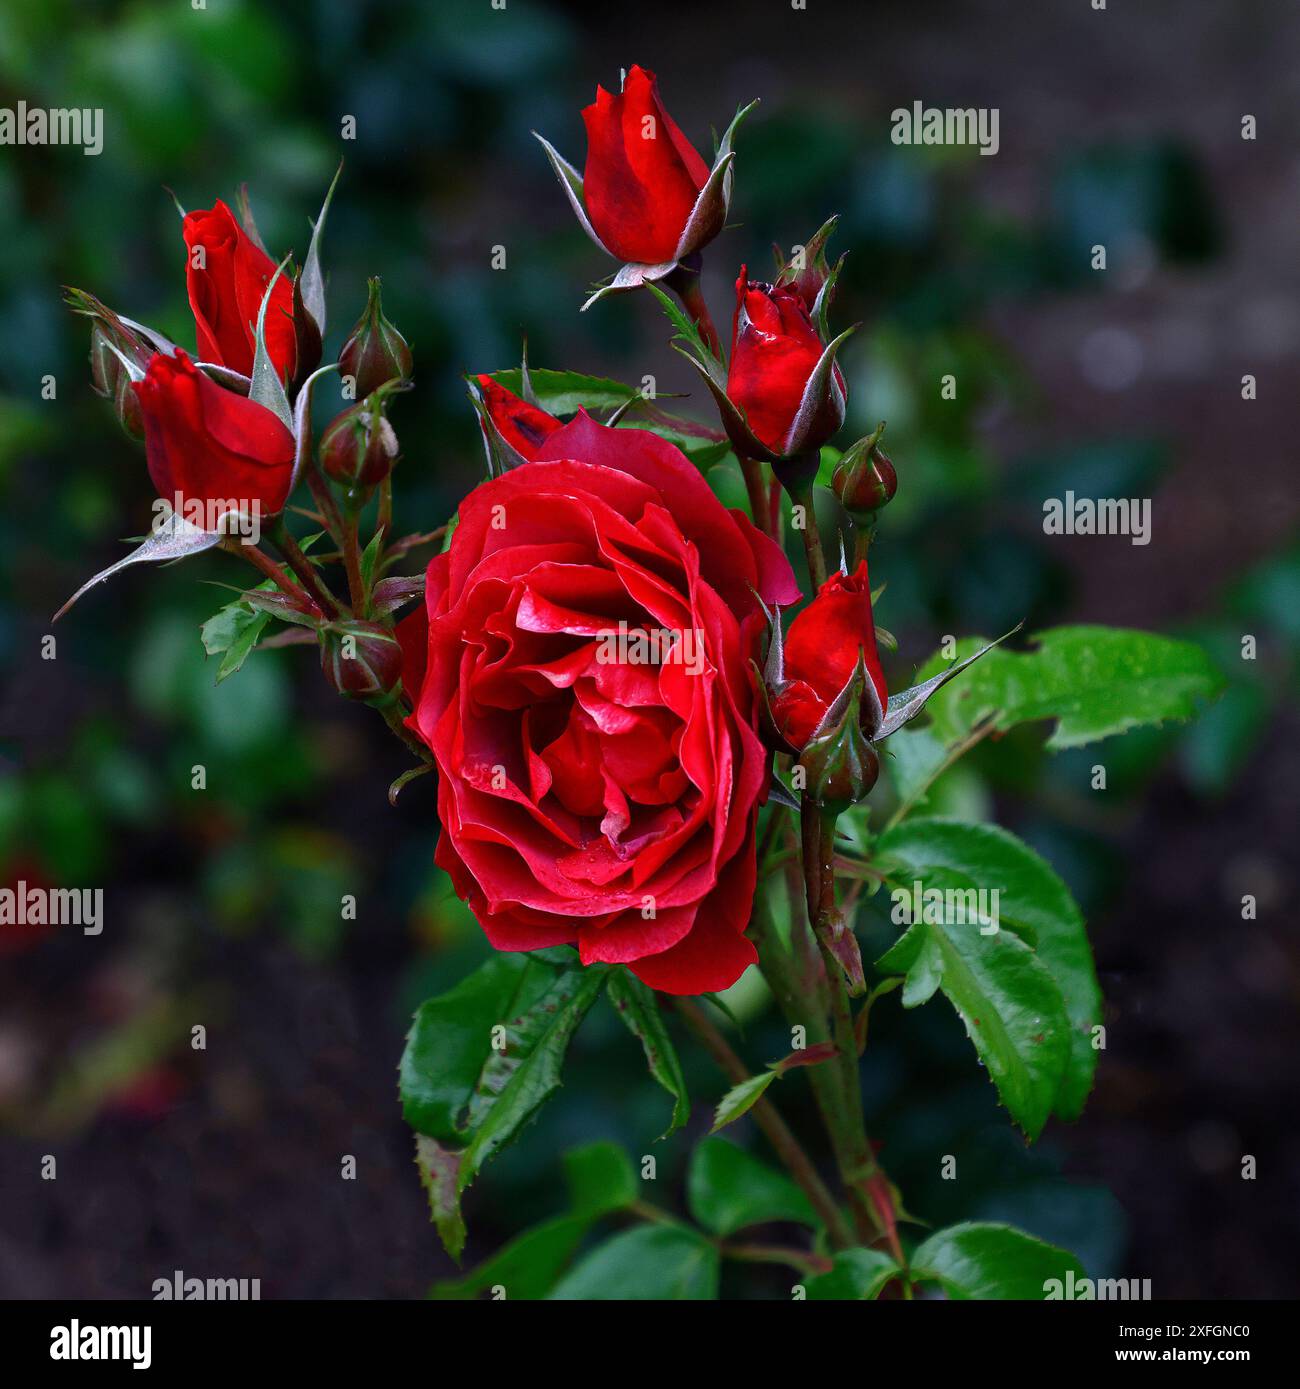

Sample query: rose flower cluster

[65,66,997,995]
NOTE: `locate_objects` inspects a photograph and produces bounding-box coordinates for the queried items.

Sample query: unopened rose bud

[319,619,404,702]
[796,679,881,811]
[338,277,412,401]
[767,561,888,752]
[832,423,897,518]
[320,387,401,490]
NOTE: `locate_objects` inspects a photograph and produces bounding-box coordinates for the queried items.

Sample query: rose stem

[268,517,341,619]
[799,795,906,1264]
[736,453,773,537]
[219,536,314,607]
[791,483,829,589]
[719,1244,834,1277]
[671,996,854,1250]
[670,272,723,359]
[377,474,393,545]
[340,506,368,616]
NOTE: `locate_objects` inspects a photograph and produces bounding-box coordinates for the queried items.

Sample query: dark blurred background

[1,0,1296,1299]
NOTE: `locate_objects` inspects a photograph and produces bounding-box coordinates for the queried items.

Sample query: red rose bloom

[770,561,888,750]
[132,351,296,517]
[401,412,798,993]
[474,376,562,461]
[582,65,712,265]
[183,199,297,381]
[727,269,847,456]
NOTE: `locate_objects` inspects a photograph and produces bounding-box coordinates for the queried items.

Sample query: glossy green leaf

[430,1213,590,1300]
[877,900,1070,1141]
[549,1224,719,1300]
[910,1221,1086,1300]
[877,818,1100,1120]
[400,953,558,1143]
[401,954,607,1257]
[709,1071,776,1134]
[489,366,636,417]
[606,970,689,1136]
[564,1140,639,1218]
[686,1137,817,1236]
[200,599,270,683]
[914,625,1224,753]
[461,965,609,1177]
[805,1248,900,1300]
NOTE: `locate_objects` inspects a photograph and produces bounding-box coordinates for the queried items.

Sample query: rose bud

[320,385,401,490]
[795,659,883,810]
[319,619,404,702]
[469,374,562,470]
[727,269,848,463]
[832,422,897,518]
[765,561,888,753]
[131,350,296,517]
[338,277,413,401]
[536,65,755,301]
[774,215,845,325]
[183,199,297,381]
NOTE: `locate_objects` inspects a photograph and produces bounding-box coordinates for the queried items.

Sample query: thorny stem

[306,466,350,553]
[220,536,314,607]
[775,792,906,1265]
[268,518,340,619]
[341,506,368,615]
[671,996,854,1250]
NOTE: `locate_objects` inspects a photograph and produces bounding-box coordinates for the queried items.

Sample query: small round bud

[319,620,404,702]
[832,423,897,517]
[320,392,400,489]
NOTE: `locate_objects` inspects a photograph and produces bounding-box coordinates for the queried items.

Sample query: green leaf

[709,1071,776,1134]
[606,970,689,1137]
[401,955,608,1257]
[877,902,1070,1141]
[709,1042,838,1133]
[414,1135,467,1263]
[400,953,558,1143]
[461,965,609,1179]
[564,1140,639,1218]
[430,1213,590,1300]
[359,526,385,592]
[915,625,1224,753]
[686,1137,817,1237]
[910,1221,1086,1300]
[200,598,260,655]
[805,1248,900,1300]
[876,818,1100,1120]
[549,1224,719,1300]
[488,366,637,417]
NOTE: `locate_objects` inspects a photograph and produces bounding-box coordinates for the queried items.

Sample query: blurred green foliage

[0,0,1291,1295]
